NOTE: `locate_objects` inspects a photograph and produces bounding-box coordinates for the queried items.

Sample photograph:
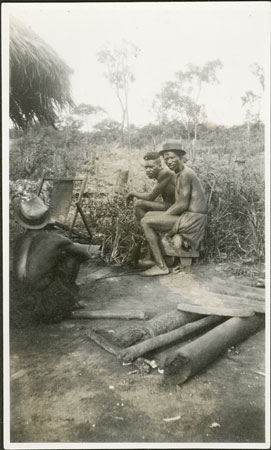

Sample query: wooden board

[177,288,265,317]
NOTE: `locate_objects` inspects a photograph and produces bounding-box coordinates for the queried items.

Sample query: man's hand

[164,230,175,239]
[126,192,135,204]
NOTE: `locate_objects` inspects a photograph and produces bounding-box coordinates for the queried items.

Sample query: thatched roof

[9,16,74,129]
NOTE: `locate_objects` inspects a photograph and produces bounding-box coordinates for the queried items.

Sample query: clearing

[9,259,266,444]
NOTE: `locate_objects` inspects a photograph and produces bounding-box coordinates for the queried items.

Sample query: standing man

[11,196,90,327]
[139,140,207,276]
[126,151,175,266]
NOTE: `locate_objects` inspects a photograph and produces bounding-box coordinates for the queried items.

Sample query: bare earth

[9,260,266,444]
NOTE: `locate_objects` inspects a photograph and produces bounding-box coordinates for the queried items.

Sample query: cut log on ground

[113,310,201,348]
[72,310,148,320]
[163,314,264,385]
[118,315,223,363]
[86,330,121,356]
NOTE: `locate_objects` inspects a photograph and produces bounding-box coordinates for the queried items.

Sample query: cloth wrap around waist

[171,212,207,251]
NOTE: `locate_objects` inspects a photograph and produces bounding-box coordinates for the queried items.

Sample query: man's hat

[159,139,186,156]
[15,196,51,229]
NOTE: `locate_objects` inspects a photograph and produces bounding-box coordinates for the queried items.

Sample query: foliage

[10,17,73,129]
[154,60,223,158]
[192,156,265,261]
[9,120,265,264]
[87,194,144,264]
[241,63,264,124]
[9,125,91,180]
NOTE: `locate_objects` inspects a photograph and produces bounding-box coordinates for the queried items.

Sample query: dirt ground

[9,258,266,445]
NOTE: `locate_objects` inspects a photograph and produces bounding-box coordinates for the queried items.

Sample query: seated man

[126,151,175,220]
[126,151,175,266]
[11,196,90,327]
[139,140,207,276]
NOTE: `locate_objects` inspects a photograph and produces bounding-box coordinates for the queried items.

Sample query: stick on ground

[86,330,121,356]
[72,310,148,320]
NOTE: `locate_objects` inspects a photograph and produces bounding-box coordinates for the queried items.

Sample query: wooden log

[86,330,120,356]
[118,315,223,363]
[113,310,201,348]
[210,277,265,301]
[163,314,264,385]
[72,310,148,320]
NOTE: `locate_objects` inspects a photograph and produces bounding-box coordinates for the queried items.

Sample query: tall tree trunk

[120,109,126,147]
[192,121,198,161]
[125,90,133,185]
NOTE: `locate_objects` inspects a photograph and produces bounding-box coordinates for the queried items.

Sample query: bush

[192,155,264,261]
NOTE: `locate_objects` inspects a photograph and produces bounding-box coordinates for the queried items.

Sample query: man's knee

[140,212,156,226]
[134,199,146,209]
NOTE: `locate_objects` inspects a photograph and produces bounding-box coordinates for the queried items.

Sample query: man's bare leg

[134,200,168,266]
[134,199,167,221]
[140,212,178,276]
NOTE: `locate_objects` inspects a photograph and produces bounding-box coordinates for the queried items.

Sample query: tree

[241,63,264,154]
[72,103,106,132]
[9,16,73,129]
[154,60,222,159]
[97,40,140,175]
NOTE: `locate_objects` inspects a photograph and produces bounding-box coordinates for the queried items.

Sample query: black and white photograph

[2,2,270,448]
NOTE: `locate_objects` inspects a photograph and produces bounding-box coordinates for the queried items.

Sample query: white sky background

[5,2,271,128]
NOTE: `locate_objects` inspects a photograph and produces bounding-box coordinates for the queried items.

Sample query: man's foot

[140,265,169,277]
[138,258,156,268]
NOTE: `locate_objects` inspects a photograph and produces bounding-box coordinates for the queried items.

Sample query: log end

[113,325,147,348]
[163,354,192,386]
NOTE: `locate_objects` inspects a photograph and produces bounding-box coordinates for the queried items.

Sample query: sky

[4,2,270,127]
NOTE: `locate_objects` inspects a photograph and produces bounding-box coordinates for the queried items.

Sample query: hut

[9,16,74,129]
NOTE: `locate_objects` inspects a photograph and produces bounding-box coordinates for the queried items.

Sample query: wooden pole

[163,314,264,385]
[76,202,92,240]
[118,315,223,363]
[72,310,148,320]
[37,171,45,196]
[54,221,90,241]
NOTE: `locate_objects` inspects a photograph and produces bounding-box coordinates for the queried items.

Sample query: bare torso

[157,168,176,205]
[175,166,207,214]
[14,230,89,285]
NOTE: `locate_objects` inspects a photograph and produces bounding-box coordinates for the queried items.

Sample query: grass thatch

[9,16,74,129]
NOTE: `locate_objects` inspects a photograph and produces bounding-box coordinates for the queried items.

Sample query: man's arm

[57,235,91,260]
[163,172,191,216]
[126,172,173,202]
